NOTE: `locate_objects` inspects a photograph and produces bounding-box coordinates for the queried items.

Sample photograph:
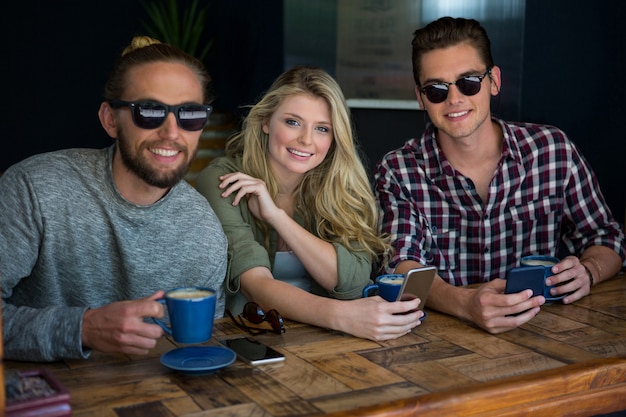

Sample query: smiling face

[100,61,204,197]
[416,43,500,142]
[262,93,334,185]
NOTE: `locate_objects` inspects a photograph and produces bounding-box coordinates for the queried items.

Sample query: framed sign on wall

[284,0,525,118]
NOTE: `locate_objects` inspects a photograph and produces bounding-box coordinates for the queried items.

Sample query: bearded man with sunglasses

[0,36,227,361]
[374,17,625,334]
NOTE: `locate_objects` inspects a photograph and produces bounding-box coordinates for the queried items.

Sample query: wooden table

[5,274,626,417]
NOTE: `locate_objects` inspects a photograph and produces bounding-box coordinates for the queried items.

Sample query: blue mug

[152,287,216,344]
[362,274,404,302]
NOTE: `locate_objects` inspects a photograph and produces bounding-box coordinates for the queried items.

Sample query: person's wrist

[267,207,290,229]
[580,261,595,287]
[580,256,602,286]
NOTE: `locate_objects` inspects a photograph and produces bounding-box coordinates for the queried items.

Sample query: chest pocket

[421,214,460,272]
[509,196,559,221]
[508,196,561,247]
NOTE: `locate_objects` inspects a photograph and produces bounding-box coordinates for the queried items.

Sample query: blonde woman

[197,66,424,340]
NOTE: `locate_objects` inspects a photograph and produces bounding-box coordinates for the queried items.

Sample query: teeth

[151,148,179,157]
[289,148,312,157]
[448,111,468,118]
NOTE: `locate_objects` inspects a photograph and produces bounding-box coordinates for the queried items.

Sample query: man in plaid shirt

[374,17,625,334]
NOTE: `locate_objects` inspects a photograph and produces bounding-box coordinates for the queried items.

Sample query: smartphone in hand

[397,266,437,310]
[504,266,546,297]
[504,266,546,316]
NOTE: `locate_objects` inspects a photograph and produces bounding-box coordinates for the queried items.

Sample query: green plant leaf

[140,0,212,61]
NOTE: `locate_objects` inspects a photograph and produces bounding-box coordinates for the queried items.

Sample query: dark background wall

[4,0,625,227]
[521,0,625,228]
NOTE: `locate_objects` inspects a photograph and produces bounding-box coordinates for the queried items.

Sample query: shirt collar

[420,116,522,179]
[496,117,523,163]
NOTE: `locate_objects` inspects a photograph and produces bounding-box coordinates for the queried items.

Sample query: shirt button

[484,247,489,253]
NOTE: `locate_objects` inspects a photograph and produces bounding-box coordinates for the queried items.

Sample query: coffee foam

[168,288,213,299]
[523,259,556,267]
[379,277,404,285]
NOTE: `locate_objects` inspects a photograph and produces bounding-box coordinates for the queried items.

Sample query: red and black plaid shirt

[374,117,625,286]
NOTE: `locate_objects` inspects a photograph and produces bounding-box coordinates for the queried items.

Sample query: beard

[116,129,198,189]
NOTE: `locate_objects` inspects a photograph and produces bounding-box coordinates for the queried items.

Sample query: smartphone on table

[219,337,285,366]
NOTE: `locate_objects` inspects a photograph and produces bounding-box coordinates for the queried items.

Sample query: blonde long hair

[226,66,390,261]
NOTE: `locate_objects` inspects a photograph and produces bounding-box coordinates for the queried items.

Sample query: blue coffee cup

[152,287,216,344]
[362,274,404,302]
[520,255,563,301]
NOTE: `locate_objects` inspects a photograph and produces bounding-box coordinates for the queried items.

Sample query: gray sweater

[1,146,228,362]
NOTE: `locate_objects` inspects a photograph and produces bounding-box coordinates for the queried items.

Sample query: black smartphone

[397,266,437,310]
[504,266,546,297]
[219,337,285,366]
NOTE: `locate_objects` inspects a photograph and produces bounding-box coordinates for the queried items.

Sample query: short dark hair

[411,17,494,86]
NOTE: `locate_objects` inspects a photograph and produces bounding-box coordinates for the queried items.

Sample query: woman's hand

[219,172,283,224]
[335,297,425,341]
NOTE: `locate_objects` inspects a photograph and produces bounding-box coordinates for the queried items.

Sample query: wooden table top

[5,274,626,417]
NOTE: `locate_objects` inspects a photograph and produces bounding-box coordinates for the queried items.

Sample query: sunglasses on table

[418,67,492,104]
[226,302,285,335]
[109,100,212,131]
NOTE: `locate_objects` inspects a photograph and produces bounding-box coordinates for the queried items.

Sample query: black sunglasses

[419,67,492,104]
[109,100,212,131]
[226,302,285,335]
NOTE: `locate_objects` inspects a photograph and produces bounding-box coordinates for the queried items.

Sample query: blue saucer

[161,346,236,375]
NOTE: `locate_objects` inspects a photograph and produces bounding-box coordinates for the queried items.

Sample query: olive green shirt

[196,156,374,310]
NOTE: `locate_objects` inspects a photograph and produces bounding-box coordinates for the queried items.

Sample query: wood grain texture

[317,356,626,417]
[4,274,626,417]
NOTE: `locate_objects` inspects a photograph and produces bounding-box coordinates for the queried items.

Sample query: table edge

[317,356,626,417]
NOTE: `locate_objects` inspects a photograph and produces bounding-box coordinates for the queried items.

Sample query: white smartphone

[219,337,285,366]
[397,266,437,310]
